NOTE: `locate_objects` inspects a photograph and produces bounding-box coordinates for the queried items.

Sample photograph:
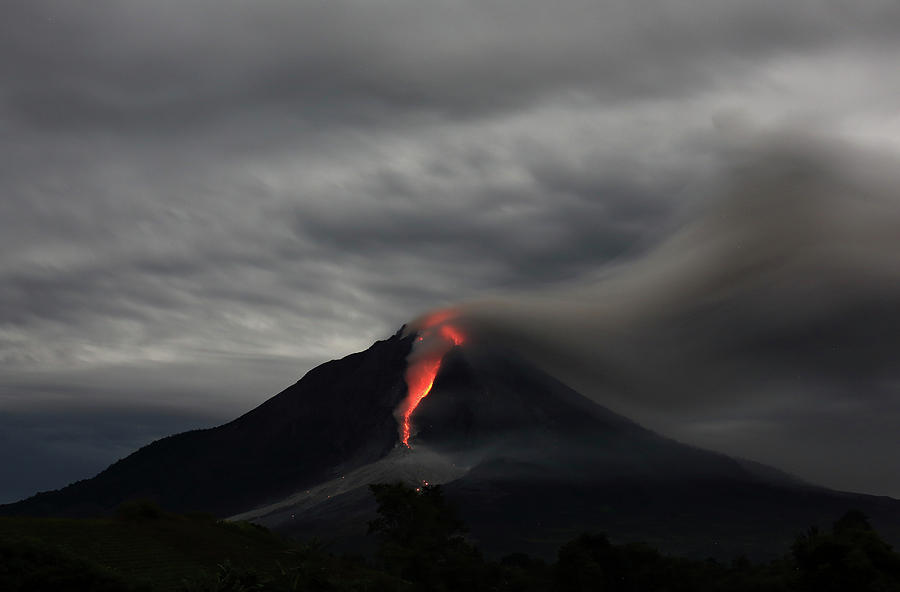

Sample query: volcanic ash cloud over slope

[416,131,900,498]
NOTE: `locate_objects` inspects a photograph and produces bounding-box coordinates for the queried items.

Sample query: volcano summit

[3,323,900,559]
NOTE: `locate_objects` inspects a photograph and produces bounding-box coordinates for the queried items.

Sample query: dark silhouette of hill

[0,330,414,517]
[250,341,900,560]
[0,503,298,592]
[4,328,900,561]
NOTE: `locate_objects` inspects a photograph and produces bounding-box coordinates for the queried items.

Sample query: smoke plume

[412,129,900,497]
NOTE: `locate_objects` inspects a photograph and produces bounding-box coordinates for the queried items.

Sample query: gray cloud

[2,1,900,501]
[291,156,674,288]
[444,132,900,496]
[5,0,900,132]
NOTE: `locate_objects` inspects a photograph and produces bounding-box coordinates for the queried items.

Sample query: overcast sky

[2,1,900,503]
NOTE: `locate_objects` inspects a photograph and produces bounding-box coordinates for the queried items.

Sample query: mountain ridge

[1,329,414,517]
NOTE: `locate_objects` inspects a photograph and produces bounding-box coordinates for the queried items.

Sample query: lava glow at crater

[398,318,465,447]
[440,324,464,346]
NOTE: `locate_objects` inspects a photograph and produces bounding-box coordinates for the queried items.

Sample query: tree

[367,482,484,590]
[792,510,900,592]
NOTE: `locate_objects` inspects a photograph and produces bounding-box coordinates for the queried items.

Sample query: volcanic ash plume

[409,129,900,497]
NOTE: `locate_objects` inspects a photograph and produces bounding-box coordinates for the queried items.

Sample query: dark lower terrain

[0,503,295,591]
[447,468,900,559]
[252,342,900,561]
[5,492,900,592]
[271,454,900,561]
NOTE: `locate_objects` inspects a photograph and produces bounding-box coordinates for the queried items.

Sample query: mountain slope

[1,330,414,517]
[5,329,900,561]
[253,341,900,559]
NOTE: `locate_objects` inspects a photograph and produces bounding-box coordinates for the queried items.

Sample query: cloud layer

[2,0,899,500]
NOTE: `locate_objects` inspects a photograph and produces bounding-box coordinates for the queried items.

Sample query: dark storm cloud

[291,155,674,288]
[5,0,900,132]
[444,132,900,495]
[2,0,900,502]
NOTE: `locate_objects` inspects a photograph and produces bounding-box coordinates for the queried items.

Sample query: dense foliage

[0,538,140,592]
[3,489,900,591]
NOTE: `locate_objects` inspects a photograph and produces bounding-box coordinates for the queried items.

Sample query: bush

[792,510,900,592]
[368,482,486,590]
[0,539,139,592]
[114,499,167,522]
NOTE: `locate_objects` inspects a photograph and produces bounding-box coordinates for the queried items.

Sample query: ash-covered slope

[0,330,414,517]
[5,327,900,560]
[262,341,900,559]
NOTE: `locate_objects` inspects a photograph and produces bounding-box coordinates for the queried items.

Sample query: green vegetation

[0,501,291,591]
[0,537,138,591]
[3,490,900,591]
[367,482,482,591]
[792,510,900,592]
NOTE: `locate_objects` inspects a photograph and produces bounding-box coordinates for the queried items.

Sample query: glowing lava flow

[399,322,465,447]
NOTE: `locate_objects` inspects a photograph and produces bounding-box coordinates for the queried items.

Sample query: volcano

[4,327,900,559]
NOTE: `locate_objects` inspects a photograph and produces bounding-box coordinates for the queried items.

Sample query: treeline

[177,483,900,591]
[3,484,900,591]
[336,483,900,592]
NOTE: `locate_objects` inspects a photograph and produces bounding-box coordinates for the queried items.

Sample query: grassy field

[0,504,297,591]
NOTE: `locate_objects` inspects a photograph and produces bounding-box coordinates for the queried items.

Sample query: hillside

[5,328,900,562]
[1,331,414,518]
[0,505,291,591]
